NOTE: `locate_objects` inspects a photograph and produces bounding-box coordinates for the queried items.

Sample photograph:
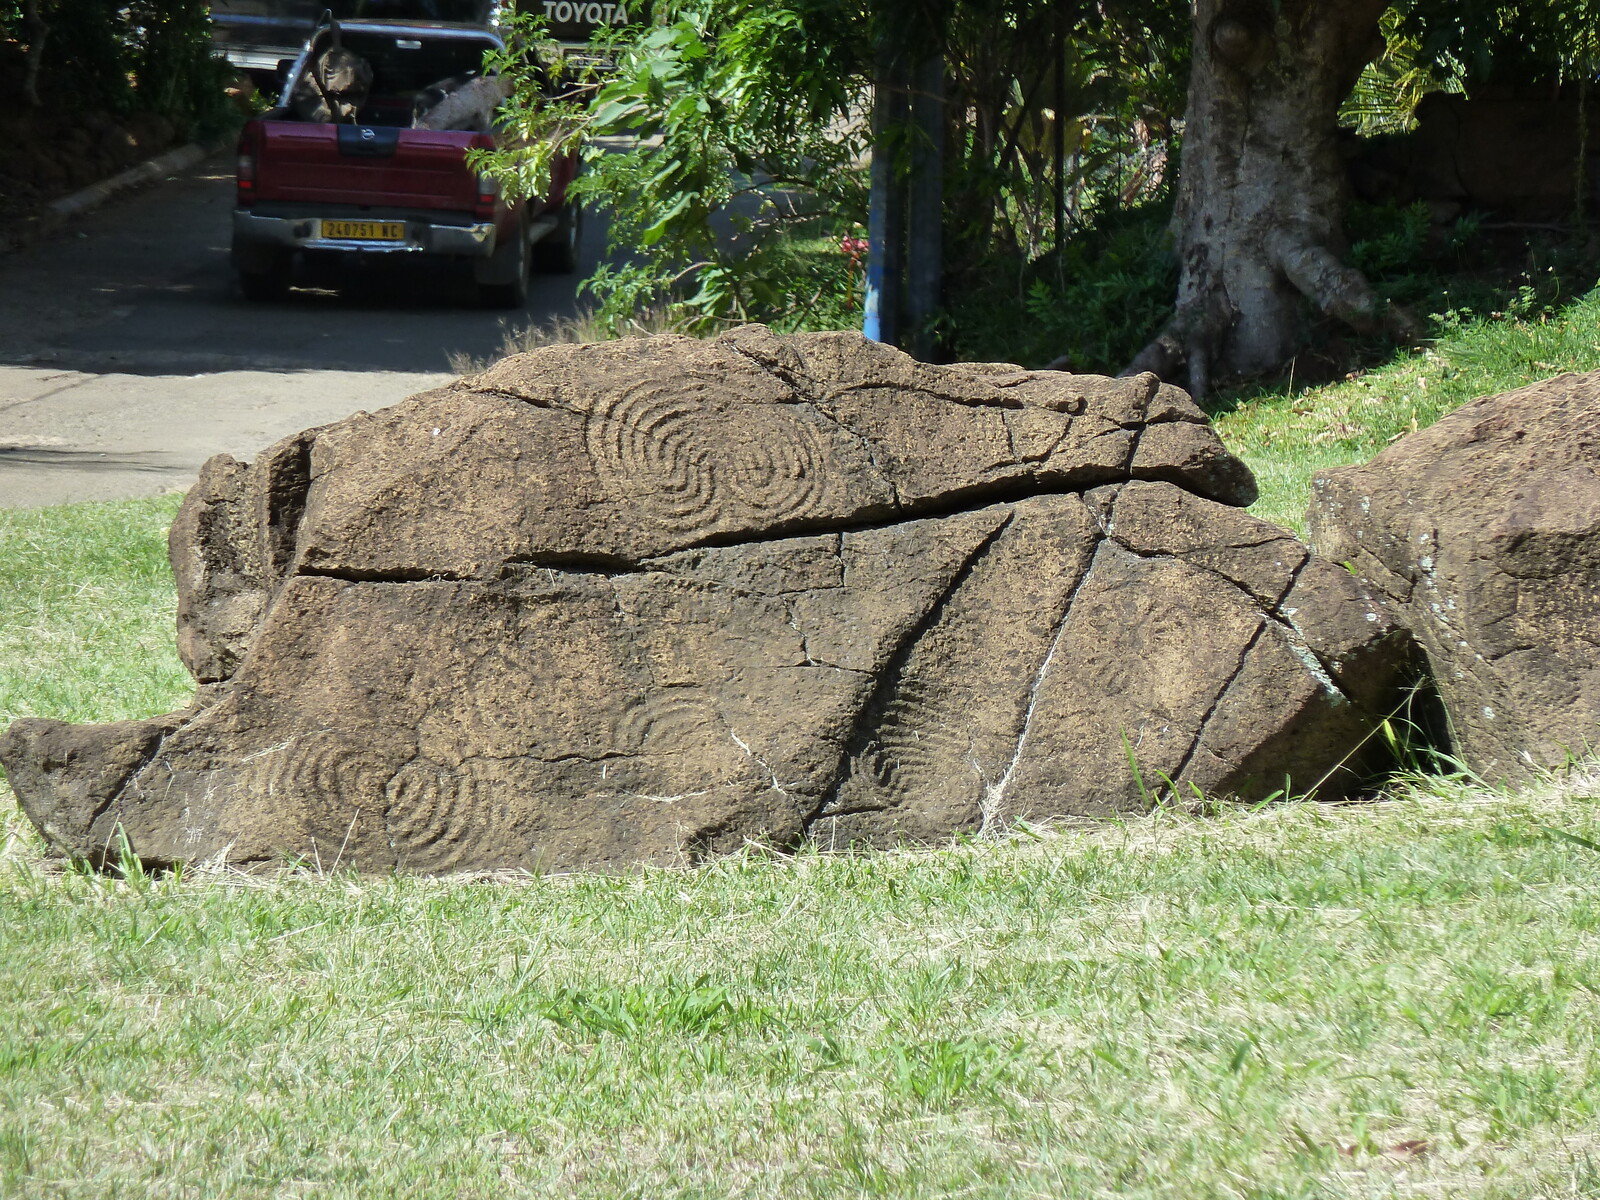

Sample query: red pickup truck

[231,19,578,307]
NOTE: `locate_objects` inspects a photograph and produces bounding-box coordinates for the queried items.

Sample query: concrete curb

[48,141,217,219]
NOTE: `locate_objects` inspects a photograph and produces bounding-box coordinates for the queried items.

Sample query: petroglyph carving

[585,378,831,533]
[251,733,394,813]
[848,681,981,807]
[612,690,724,754]
[385,762,498,872]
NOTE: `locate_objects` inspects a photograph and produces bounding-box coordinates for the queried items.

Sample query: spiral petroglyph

[254,733,394,813]
[384,763,498,872]
[585,379,831,533]
[612,690,723,754]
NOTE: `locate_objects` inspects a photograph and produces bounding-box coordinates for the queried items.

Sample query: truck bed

[250,119,488,212]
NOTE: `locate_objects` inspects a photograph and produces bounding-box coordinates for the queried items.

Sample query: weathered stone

[168,432,313,683]
[2,328,1411,873]
[1308,370,1600,779]
[0,714,185,863]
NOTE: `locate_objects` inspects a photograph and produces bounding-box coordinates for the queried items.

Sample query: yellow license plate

[320,220,406,241]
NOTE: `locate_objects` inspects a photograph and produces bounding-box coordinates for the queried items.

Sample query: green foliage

[478,0,1191,339]
[962,0,1189,253]
[1,0,237,133]
[1395,0,1600,89]
[23,0,134,111]
[128,0,242,138]
[1347,202,1435,280]
[469,0,1600,359]
[1339,10,1465,137]
[475,3,868,335]
[949,200,1177,371]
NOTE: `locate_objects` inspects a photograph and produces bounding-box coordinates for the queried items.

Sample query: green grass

[0,494,191,727]
[5,296,1600,1196]
[1215,285,1600,533]
[0,781,1598,1198]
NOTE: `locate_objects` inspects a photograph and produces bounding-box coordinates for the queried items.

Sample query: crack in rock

[979,529,1105,831]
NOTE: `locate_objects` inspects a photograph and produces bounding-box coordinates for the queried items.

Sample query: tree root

[1273,235,1423,344]
[1117,234,1422,396]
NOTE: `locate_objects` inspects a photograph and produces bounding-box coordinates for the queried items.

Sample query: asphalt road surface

[0,149,603,508]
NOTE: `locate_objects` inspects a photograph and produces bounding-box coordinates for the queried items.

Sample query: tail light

[236,123,260,208]
[474,173,500,220]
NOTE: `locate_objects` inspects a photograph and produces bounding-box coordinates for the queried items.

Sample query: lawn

[1215,286,1600,533]
[0,495,190,728]
[2,293,1600,1197]
[1,779,1599,1198]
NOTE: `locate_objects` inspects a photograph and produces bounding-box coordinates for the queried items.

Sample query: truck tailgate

[254,123,483,211]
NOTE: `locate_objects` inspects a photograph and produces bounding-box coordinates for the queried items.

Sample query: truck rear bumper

[232,211,499,259]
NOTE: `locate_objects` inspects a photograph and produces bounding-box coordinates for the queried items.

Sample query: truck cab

[211,0,639,90]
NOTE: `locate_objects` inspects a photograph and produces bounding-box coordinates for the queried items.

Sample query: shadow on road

[0,157,602,377]
[0,447,180,472]
[0,150,613,506]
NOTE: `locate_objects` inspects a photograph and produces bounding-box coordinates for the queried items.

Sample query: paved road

[0,149,603,508]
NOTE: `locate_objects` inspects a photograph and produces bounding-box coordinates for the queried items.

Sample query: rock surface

[1309,370,1600,779]
[3,329,1412,873]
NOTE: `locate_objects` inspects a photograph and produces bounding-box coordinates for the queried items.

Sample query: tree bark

[905,53,945,360]
[21,0,49,107]
[1125,0,1412,395]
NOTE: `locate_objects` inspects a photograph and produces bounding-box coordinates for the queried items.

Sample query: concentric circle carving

[384,763,495,873]
[585,380,831,533]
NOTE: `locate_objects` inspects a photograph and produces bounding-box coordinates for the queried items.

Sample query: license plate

[320,220,405,241]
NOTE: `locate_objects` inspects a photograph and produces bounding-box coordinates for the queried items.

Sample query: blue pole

[863,44,905,344]
[863,155,889,341]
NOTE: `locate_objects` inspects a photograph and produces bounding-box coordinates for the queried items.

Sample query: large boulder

[3,329,1413,873]
[1309,370,1600,780]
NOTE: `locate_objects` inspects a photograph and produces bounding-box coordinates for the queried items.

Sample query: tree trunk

[905,53,945,360]
[21,0,49,107]
[1125,0,1412,395]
